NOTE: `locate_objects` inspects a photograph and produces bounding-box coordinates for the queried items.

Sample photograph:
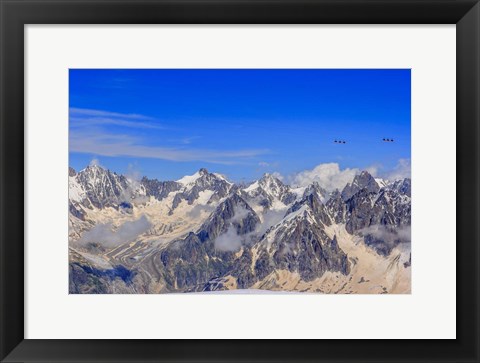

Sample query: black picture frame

[1,1,479,362]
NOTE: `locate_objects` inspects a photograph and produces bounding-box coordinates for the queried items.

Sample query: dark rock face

[392,178,411,197]
[160,233,225,290]
[69,263,110,294]
[158,194,261,291]
[344,188,411,234]
[201,276,234,291]
[200,193,260,241]
[141,177,182,201]
[363,234,396,256]
[75,165,130,209]
[345,189,376,233]
[68,167,76,177]
[192,169,231,196]
[325,190,346,224]
[171,193,184,211]
[286,192,332,226]
[68,249,139,294]
[335,174,411,256]
[341,171,380,200]
[302,182,328,200]
[155,190,351,292]
[119,201,133,214]
[321,172,411,235]
[231,249,256,288]
[69,202,85,220]
[69,263,140,294]
[269,218,350,281]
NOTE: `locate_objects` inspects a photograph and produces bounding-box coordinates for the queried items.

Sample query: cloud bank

[77,215,152,248]
[214,226,244,252]
[279,159,410,192]
[359,224,411,255]
[359,225,411,244]
[384,158,411,180]
[289,163,361,191]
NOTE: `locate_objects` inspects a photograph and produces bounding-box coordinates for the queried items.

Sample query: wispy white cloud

[383,158,411,180]
[70,108,152,120]
[70,129,269,165]
[89,158,102,167]
[77,215,152,248]
[214,206,255,251]
[257,161,280,171]
[181,136,200,145]
[214,225,244,252]
[69,108,164,129]
[70,116,164,130]
[271,171,284,181]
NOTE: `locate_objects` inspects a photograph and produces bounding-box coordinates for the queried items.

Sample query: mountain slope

[68,167,412,294]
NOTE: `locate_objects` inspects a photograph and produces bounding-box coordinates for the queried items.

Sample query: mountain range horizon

[69,159,408,193]
[69,160,411,294]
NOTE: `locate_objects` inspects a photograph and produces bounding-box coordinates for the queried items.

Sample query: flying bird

[334,140,347,144]
[382,138,394,142]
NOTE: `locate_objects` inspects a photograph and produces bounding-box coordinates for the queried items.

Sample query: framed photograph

[67,68,412,295]
[1,0,479,362]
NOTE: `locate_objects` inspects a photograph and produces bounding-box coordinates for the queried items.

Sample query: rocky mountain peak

[302,181,328,201]
[258,173,284,193]
[243,173,296,207]
[354,170,377,187]
[193,169,231,191]
[178,168,226,188]
[84,163,105,172]
[74,164,129,209]
[285,190,331,226]
[259,172,280,183]
[341,170,380,200]
[198,168,209,176]
[78,164,123,185]
[167,168,234,212]
[199,193,260,241]
[141,177,182,201]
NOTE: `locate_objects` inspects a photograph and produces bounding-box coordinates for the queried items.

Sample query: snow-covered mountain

[68,165,411,294]
[242,173,297,210]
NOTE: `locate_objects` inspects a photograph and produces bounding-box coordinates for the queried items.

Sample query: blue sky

[69,69,410,183]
